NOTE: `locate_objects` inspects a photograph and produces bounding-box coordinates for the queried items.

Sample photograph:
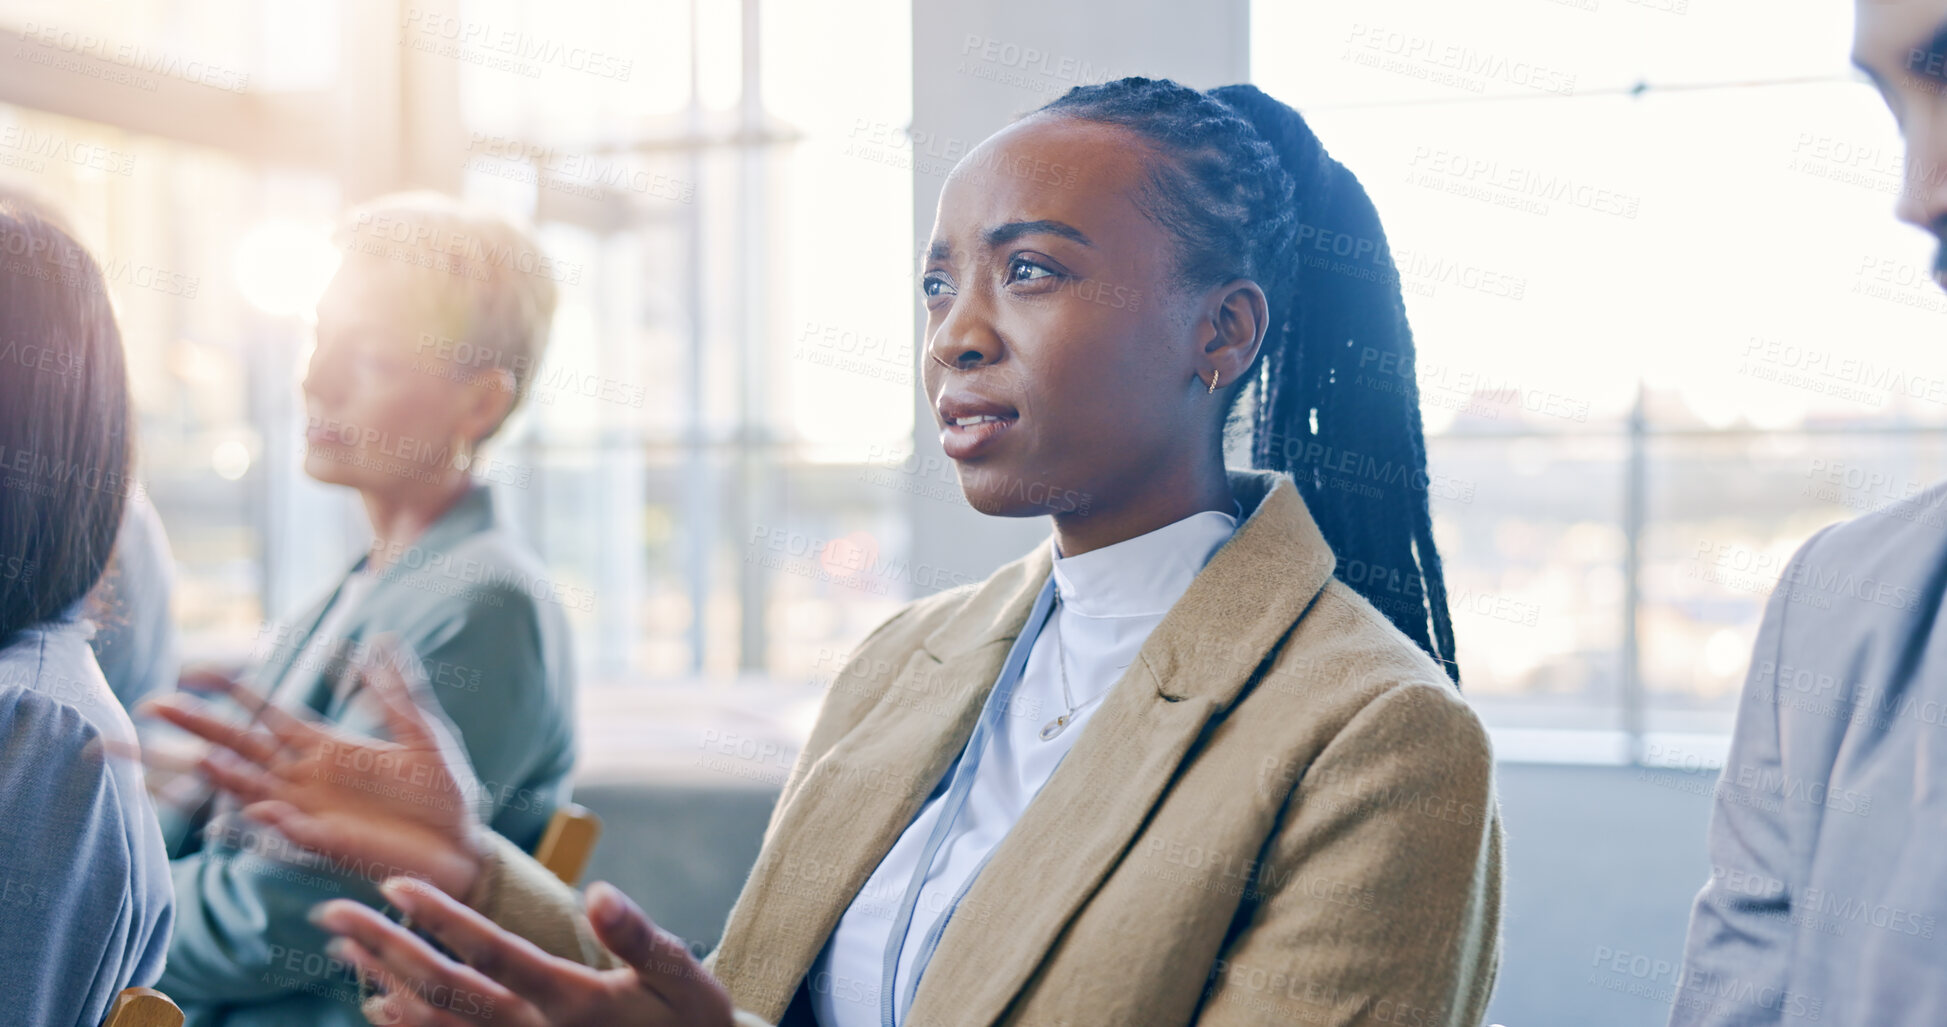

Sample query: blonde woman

[151,194,579,1026]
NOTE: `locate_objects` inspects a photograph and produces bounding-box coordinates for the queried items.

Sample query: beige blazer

[472,469,1503,1026]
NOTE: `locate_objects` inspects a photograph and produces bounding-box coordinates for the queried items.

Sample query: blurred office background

[0,0,1933,1023]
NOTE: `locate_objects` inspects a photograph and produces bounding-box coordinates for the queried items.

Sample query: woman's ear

[457,366,518,446]
[1201,278,1268,387]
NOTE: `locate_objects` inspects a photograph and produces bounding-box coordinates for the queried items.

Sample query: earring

[451,437,473,472]
[1207,369,1220,394]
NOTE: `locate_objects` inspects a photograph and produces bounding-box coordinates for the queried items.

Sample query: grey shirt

[1671,481,1947,1026]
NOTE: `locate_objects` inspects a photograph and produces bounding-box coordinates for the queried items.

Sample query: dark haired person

[0,186,184,715]
[158,79,1500,1026]
[1666,6,1947,1025]
[0,197,174,1024]
[149,193,580,1026]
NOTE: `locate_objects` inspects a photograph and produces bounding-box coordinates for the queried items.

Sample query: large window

[13,0,1926,757]
[1255,0,1941,758]
[0,0,915,690]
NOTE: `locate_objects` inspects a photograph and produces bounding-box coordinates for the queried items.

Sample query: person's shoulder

[0,643,137,843]
[1799,478,1947,569]
[0,645,153,920]
[1774,479,1947,622]
[0,625,137,750]
[1289,578,1459,695]
[1257,577,1486,757]
[438,524,548,588]
[409,525,579,624]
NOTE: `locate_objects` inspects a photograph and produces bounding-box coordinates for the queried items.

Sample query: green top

[159,485,579,1026]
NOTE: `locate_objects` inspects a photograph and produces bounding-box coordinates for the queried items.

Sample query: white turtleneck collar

[1048,500,1243,620]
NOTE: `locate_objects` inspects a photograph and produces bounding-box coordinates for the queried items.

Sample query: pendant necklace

[1039,590,1102,741]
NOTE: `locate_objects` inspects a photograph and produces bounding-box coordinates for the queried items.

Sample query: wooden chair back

[103,987,182,1027]
[533,802,602,886]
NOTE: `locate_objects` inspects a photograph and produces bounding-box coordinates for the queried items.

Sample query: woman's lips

[940,414,1016,461]
[305,421,352,446]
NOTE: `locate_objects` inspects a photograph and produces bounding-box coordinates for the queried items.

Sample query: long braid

[1038,77,1460,684]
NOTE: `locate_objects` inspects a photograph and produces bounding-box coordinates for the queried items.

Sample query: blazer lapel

[903,471,1336,1027]
[711,555,1051,1021]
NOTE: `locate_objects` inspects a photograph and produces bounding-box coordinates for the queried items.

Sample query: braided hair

[1037,77,1459,684]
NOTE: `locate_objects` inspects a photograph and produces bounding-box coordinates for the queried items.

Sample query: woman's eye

[921,274,955,298]
[1008,258,1055,284]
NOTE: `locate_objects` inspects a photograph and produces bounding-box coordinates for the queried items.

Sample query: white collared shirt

[810,506,1240,1027]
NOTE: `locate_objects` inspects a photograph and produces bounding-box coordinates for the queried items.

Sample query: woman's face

[300,262,506,496]
[920,115,1226,521]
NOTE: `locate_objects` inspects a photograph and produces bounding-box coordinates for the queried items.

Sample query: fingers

[178,667,243,695]
[142,694,282,767]
[177,673,332,750]
[240,800,341,850]
[360,639,484,812]
[378,876,583,1003]
[252,698,332,752]
[196,750,280,805]
[311,909,515,1026]
[584,881,697,989]
[361,639,439,750]
[178,671,272,719]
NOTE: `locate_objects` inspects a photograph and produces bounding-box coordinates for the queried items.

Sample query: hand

[140,638,491,899]
[316,877,735,1027]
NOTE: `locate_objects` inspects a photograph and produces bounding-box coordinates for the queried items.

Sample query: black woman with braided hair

[158,76,1500,1027]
